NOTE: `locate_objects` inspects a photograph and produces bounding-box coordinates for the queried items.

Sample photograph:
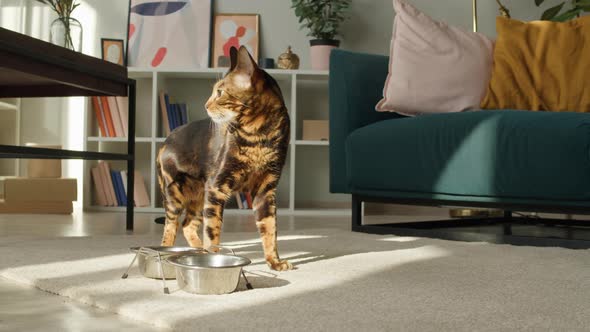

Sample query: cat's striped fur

[156,46,292,271]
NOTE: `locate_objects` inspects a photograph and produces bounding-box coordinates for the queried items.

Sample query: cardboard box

[302,120,329,141]
[25,143,62,178]
[2,178,77,202]
[0,199,72,214]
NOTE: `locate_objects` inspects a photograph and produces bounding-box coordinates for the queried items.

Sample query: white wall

[0,0,561,207]
[13,0,563,68]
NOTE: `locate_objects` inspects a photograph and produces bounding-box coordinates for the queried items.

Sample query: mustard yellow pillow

[480,16,590,112]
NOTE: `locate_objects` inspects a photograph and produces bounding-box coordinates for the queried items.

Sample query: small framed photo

[101,38,125,65]
[212,13,260,68]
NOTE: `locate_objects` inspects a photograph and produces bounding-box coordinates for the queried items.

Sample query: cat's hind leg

[157,154,185,247]
[161,182,185,246]
[182,182,205,247]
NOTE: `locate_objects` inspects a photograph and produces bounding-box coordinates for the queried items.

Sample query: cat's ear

[235,45,257,77]
[231,46,258,89]
[229,46,238,71]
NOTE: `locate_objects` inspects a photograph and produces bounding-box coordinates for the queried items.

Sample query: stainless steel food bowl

[166,253,251,295]
[130,246,206,279]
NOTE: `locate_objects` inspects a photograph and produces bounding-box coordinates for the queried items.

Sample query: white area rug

[1,229,590,331]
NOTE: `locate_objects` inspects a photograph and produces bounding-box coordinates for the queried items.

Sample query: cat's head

[205,46,284,125]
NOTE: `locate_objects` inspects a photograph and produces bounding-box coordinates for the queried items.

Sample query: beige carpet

[1,229,590,331]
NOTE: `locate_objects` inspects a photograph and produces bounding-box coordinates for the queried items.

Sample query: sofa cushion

[346,110,590,200]
[375,0,494,116]
[481,16,590,112]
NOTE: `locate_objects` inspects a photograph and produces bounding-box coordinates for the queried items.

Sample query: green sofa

[329,49,590,243]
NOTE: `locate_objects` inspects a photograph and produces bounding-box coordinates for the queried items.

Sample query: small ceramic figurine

[277,46,300,70]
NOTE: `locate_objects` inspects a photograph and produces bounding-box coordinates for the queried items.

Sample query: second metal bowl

[130,246,206,279]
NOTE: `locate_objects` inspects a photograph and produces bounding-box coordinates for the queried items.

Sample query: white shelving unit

[83,67,351,216]
[0,98,21,177]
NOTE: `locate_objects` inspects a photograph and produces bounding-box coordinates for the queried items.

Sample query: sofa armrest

[329,49,402,193]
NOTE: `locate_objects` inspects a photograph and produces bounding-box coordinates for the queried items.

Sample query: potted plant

[291,0,351,70]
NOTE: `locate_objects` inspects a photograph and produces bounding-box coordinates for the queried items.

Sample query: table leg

[126,80,136,231]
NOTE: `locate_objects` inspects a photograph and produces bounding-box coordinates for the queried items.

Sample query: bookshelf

[83,67,351,216]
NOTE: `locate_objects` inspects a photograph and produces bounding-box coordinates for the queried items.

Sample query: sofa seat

[346,110,590,201]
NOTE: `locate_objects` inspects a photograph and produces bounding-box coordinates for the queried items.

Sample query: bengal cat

[156,46,292,271]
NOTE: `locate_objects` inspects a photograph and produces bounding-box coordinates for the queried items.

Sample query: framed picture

[212,14,259,68]
[126,0,212,68]
[101,38,125,65]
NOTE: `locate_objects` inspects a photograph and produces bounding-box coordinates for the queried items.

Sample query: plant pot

[309,39,340,70]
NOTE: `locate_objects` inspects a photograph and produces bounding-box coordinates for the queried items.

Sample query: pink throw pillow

[376,0,494,116]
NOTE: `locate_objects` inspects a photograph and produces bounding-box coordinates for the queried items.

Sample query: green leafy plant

[291,0,351,41]
[535,0,590,21]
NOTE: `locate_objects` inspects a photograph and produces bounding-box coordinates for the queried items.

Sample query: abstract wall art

[127,0,212,68]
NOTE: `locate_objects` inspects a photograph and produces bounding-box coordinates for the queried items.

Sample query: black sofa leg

[503,210,512,235]
[352,194,362,232]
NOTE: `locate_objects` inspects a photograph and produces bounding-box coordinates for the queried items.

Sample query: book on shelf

[179,103,188,125]
[90,167,108,206]
[91,165,150,207]
[91,96,107,137]
[107,96,124,137]
[120,170,128,194]
[235,192,243,209]
[245,192,253,209]
[236,192,251,209]
[115,96,129,137]
[116,171,127,203]
[99,96,116,138]
[91,96,130,138]
[111,170,126,206]
[159,91,171,136]
[158,91,190,135]
[98,161,117,206]
[133,171,151,207]
[171,103,182,130]
[165,93,174,132]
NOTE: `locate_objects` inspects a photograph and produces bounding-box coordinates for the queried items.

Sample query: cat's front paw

[268,259,293,271]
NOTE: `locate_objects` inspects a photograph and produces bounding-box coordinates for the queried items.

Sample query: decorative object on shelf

[291,0,351,70]
[277,46,300,69]
[127,0,212,68]
[259,57,275,69]
[37,0,82,51]
[212,14,260,68]
[534,0,589,21]
[217,55,231,67]
[101,38,125,66]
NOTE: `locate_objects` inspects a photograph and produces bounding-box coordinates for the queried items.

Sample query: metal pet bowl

[167,252,252,295]
[129,246,206,279]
